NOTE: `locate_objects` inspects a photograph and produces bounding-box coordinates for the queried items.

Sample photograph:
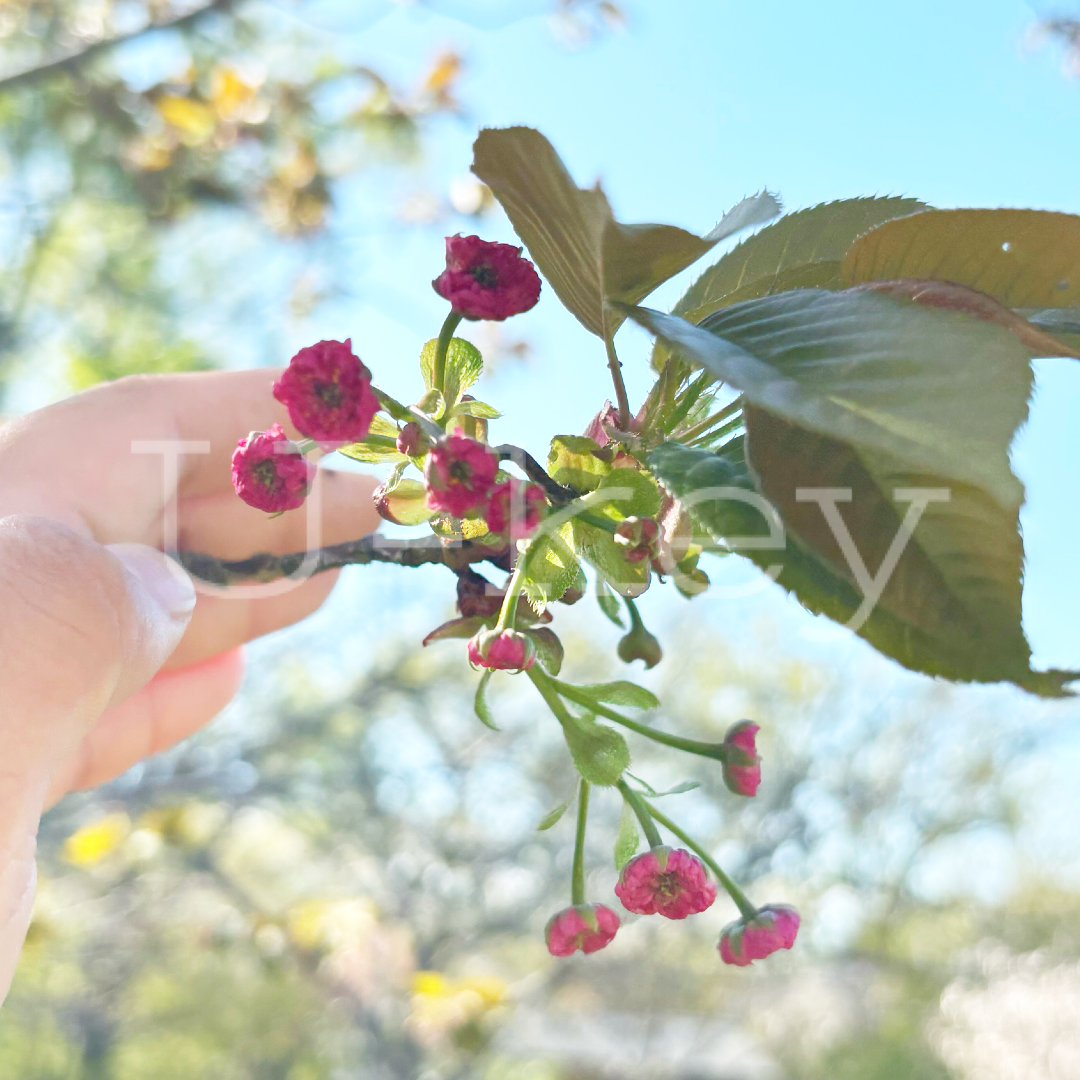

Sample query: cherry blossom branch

[176,534,498,586]
[492,444,577,506]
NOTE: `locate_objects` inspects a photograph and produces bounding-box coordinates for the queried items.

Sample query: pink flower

[614,516,661,563]
[231,424,314,513]
[545,904,620,957]
[396,422,424,457]
[583,401,621,448]
[721,721,761,797]
[614,846,717,920]
[433,234,542,321]
[486,479,546,540]
[467,629,535,672]
[718,905,800,967]
[424,435,499,517]
[273,339,379,446]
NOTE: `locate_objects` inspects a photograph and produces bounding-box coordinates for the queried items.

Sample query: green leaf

[472,126,779,339]
[547,435,612,492]
[422,615,490,646]
[374,478,436,526]
[474,669,498,730]
[589,467,663,522]
[614,802,640,871]
[624,289,1031,505]
[575,519,651,598]
[368,414,400,439]
[527,627,565,677]
[560,710,631,787]
[841,208,1080,314]
[337,434,406,465]
[627,773,701,797]
[569,681,660,710]
[595,575,624,626]
[654,196,927,371]
[522,519,581,608]
[536,802,570,831]
[647,438,1076,697]
[420,336,483,407]
[450,398,502,420]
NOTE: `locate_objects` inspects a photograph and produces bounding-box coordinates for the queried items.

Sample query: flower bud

[467,628,536,672]
[396,422,425,457]
[617,622,662,669]
[613,516,661,563]
[272,338,379,446]
[614,847,716,920]
[231,424,314,513]
[424,435,499,518]
[433,234,542,321]
[544,903,620,957]
[721,721,761,797]
[718,905,800,967]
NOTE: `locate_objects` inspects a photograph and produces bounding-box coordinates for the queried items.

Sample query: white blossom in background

[931,945,1080,1080]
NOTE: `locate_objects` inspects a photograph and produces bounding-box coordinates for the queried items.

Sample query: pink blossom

[718,905,800,967]
[272,339,379,445]
[583,400,621,448]
[231,424,314,513]
[424,435,499,517]
[485,479,546,540]
[545,904,620,957]
[433,234,542,321]
[721,721,761,797]
[467,629,535,672]
[615,846,717,920]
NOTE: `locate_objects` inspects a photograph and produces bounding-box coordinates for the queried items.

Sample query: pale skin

[0,369,380,1003]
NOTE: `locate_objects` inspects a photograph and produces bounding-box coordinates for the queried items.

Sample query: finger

[177,467,380,560]
[0,368,292,539]
[45,649,245,806]
[0,769,45,1006]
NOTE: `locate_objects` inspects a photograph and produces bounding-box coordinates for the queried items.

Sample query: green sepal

[536,801,570,831]
[474,669,498,730]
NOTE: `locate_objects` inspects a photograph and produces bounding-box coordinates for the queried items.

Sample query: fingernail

[107,543,197,619]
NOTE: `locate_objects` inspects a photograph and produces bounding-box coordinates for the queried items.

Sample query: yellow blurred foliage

[156,94,216,145]
[209,66,258,120]
[62,813,130,867]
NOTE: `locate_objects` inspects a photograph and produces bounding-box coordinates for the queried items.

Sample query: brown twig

[177,534,502,587]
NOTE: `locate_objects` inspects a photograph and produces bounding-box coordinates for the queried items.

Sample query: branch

[492,444,577,506]
[0,0,241,95]
[177,534,502,587]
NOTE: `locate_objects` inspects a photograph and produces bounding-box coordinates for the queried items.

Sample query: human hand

[0,369,379,1001]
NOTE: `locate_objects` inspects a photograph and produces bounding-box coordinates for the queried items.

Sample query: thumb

[0,515,195,1004]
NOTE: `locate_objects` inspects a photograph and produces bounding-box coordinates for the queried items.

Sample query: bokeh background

[4,1,1080,1077]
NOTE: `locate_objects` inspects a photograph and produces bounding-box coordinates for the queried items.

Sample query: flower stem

[551,680,727,761]
[644,802,758,920]
[604,335,632,432]
[616,779,663,849]
[432,309,463,401]
[571,778,590,905]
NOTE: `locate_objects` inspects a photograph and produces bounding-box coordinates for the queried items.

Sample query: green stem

[604,334,632,432]
[624,595,645,632]
[552,680,727,761]
[616,779,663,848]
[645,802,758,920]
[678,395,743,443]
[577,510,618,534]
[571,778,590,905]
[432,309,463,402]
[494,558,528,633]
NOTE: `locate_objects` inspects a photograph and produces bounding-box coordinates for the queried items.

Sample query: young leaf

[570,681,660,710]
[450,399,502,420]
[625,774,702,797]
[547,435,612,492]
[422,616,490,646]
[588,467,663,522]
[595,575,624,626]
[560,711,631,786]
[522,519,581,605]
[474,669,498,730]
[614,802,640,871]
[337,435,407,465]
[374,478,436,526]
[419,336,484,406]
[527,627,565,677]
[471,126,778,340]
[575,519,651,598]
[536,801,570,831]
